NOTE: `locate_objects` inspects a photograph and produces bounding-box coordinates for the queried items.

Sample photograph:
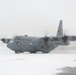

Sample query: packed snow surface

[0,46,76,75]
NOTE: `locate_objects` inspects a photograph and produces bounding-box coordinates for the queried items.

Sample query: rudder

[56,20,63,36]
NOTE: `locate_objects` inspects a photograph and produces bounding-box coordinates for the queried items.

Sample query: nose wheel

[15,51,20,54]
[15,51,24,54]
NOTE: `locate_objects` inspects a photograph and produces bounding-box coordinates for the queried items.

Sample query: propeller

[1,38,5,43]
[0,37,6,46]
[0,38,11,43]
[41,36,49,46]
[0,35,11,44]
[0,35,6,42]
[62,34,68,43]
[42,35,49,44]
[62,28,69,43]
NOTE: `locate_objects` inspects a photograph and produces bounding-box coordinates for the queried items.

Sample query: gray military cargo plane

[1,20,76,53]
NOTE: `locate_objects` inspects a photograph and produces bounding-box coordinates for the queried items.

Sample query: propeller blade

[62,35,68,42]
[0,38,11,43]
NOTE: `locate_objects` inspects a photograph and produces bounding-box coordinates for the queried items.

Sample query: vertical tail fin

[57,20,63,36]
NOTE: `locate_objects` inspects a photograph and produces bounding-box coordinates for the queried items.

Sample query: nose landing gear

[15,51,24,54]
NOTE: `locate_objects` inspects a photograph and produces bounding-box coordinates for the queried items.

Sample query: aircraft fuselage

[7,36,58,53]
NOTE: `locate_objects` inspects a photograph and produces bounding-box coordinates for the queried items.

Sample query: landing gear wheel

[30,51,37,53]
[20,51,24,53]
[15,51,20,54]
[42,51,48,53]
[41,50,49,53]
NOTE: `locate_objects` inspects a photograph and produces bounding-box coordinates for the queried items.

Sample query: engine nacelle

[1,38,11,43]
[59,35,70,45]
[59,41,70,46]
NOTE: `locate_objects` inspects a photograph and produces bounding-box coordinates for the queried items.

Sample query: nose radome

[7,43,14,50]
[7,42,21,51]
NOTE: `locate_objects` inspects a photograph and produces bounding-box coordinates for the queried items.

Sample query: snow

[0,46,76,75]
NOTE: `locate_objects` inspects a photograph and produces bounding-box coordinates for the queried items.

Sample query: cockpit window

[14,36,21,45]
[15,36,21,41]
[9,39,14,43]
[16,41,20,44]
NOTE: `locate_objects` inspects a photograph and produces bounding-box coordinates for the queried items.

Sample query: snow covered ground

[0,45,76,75]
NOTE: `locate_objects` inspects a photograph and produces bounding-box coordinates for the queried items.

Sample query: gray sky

[0,0,76,37]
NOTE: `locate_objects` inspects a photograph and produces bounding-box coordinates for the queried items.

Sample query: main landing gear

[15,51,24,54]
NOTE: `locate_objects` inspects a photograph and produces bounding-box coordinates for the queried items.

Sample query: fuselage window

[16,41,20,44]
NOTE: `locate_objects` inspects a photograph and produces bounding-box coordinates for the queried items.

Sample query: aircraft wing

[1,38,11,43]
[49,36,76,46]
[49,36,76,41]
[68,36,76,41]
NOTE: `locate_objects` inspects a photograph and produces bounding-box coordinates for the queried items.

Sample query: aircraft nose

[7,43,14,50]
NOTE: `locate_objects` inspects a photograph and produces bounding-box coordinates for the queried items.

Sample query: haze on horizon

[0,0,76,37]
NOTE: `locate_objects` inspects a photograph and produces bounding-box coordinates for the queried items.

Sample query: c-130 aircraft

[1,20,76,53]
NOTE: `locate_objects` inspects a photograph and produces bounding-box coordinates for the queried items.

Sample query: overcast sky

[0,0,76,37]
